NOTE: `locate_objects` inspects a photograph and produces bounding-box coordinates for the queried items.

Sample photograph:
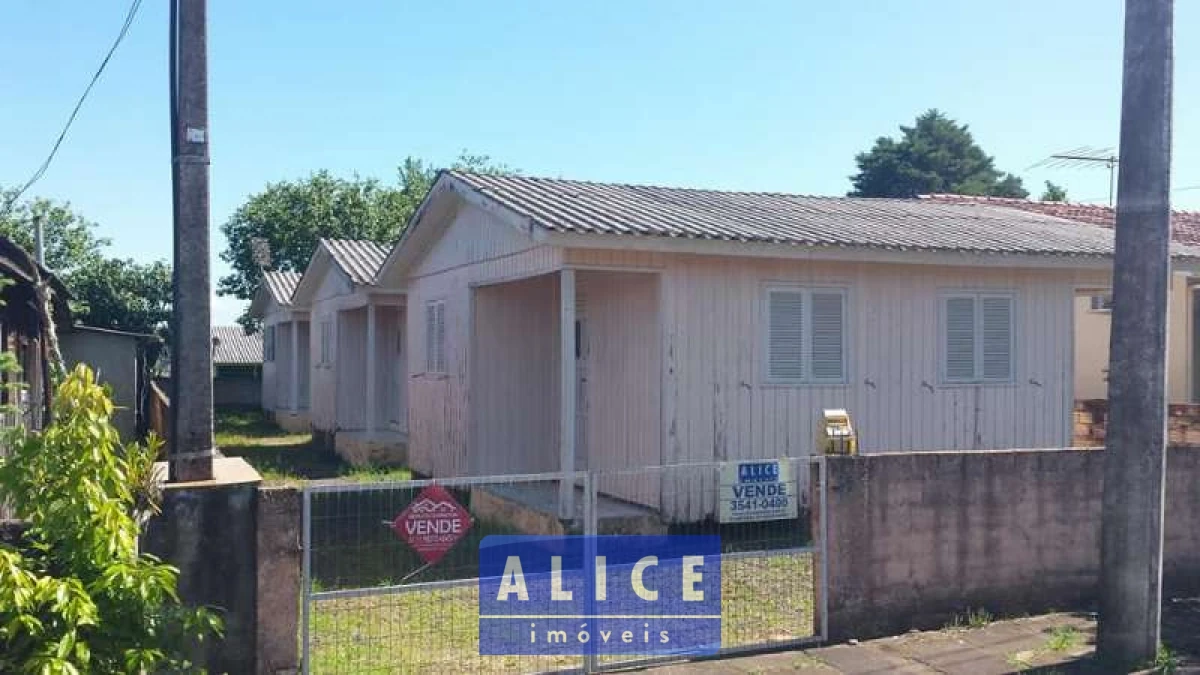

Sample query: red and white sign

[390,485,472,565]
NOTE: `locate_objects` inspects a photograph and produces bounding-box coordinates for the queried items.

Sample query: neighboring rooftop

[261,270,302,305]
[211,325,262,365]
[448,171,1200,260]
[322,238,390,284]
[921,193,1200,247]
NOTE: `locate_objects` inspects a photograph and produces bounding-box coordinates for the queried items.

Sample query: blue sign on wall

[479,535,721,656]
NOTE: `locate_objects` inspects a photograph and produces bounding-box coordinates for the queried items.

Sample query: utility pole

[1098,0,1173,668]
[168,0,214,482]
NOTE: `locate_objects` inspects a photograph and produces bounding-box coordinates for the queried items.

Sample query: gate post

[300,486,312,675]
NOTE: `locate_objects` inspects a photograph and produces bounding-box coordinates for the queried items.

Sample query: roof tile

[211,325,262,365]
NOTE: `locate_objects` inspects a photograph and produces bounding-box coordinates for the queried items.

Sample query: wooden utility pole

[1098,0,1173,667]
[168,0,215,482]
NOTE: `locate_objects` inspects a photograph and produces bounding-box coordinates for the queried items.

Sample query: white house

[372,171,1200,521]
[289,239,405,465]
[249,270,309,432]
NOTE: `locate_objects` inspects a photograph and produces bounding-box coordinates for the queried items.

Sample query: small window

[319,319,334,367]
[263,326,275,362]
[764,287,847,384]
[425,300,446,374]
[1090,293,1113,312]
[942,292,1015,384]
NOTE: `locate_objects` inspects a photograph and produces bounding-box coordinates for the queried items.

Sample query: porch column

[366,303,377,435]
[559,269,576,519]
[289,318,300,411]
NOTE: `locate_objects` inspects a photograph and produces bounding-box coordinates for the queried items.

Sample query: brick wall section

[816,447,1200,642]
[1074,399,1200,447]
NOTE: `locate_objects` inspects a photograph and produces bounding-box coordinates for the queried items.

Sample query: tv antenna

[1028,146,1119,206]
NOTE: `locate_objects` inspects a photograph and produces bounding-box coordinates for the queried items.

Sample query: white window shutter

[810,292,845,381]
[425,303,436,372]
[944,296,976,381]
[435,302,446,373]
[981,296,1013,381]
[768,291,805,381]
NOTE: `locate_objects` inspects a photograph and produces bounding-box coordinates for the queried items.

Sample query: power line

[0,0,145,217]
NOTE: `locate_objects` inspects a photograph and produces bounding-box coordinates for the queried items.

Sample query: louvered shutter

[810,292,845,381]
[425,303,437,372]
[944,296,976,381]
[980,295,1013,381]
[435,302,447,373]
[768,291,805,381]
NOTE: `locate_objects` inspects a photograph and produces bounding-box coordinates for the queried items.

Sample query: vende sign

[391,485,472,564]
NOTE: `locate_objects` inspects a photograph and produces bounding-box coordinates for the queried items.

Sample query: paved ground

[643,598,1200,674]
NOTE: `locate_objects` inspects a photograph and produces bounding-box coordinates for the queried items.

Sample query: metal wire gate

[300,457,827,674]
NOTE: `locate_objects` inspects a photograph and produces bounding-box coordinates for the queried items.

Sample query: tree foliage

[0,189,172,336]
[218,152,513,328]
[1040,181,1068,202]
[0,364,221,673]
[848,110,1029,199]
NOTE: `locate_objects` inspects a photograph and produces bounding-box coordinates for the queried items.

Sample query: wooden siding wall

[337,307,368,431]
[274,322,293,410]
[471,275,560,475]
[309,271,353,433]
[260,305,290,412]
[374,306,404,431]
[406,202,561,477]
[297,321,311,409]
[577,270,662,507]
[566,248,1096,520]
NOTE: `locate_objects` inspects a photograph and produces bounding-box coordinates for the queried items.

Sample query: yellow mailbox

[818,408,857,455]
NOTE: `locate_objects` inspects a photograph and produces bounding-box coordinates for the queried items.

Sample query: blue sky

[3,0,1199,324]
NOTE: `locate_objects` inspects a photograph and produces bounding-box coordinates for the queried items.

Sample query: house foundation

[333,431,408,466]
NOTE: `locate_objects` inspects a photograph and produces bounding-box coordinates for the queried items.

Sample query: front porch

[469,267,663,517]
[469,481,667,535]
[331,297,408,466]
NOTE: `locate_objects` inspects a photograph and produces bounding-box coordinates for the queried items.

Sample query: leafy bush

[0,364,221,673]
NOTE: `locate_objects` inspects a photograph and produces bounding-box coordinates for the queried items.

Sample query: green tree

[848,110,1029,198]
[0,365,221,672]
[218,151,513,328]
[68,258,172,335]
[1040,181,1069,202]
[0,189,172,336]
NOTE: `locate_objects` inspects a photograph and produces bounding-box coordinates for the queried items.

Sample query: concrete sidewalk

[643,600,1200,673]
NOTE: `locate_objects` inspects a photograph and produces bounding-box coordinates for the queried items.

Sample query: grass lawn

[309,554,815,674]
[215,407,411,484]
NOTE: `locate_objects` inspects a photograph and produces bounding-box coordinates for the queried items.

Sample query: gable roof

[445,171,1200,260]
[920,194,1200,247]
[261,270,301,305]
[211,325,262,365]
[322,238,390,285]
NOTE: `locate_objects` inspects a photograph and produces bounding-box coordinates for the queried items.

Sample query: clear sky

[3,0,1200,324]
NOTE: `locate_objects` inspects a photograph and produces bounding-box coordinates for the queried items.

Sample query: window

[425,300,446,374]
[1090,293,1114,312]
[263,325,275,362]
[764,287,847,384]
[319,319,333,366]
[942,292,1015,384]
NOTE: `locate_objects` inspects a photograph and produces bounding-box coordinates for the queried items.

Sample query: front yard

[215,407,410,484]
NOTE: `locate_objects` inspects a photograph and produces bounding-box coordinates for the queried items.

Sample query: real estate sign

[718,459,798,523]
[390,485,472,564]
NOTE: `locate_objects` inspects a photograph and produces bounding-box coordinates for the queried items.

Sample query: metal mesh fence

[302,458,824,674]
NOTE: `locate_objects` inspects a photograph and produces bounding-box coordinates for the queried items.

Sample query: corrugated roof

[261,270,301,305]
[448,171,1200,259]
[322,238,390,285]
[212,325,262,365]
[921,194,1200,247]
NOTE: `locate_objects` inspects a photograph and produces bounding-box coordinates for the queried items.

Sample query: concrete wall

[60,329,140,441]
[1073,273,1192,402]
[818,447,1200,641]
[257,487,300,674]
